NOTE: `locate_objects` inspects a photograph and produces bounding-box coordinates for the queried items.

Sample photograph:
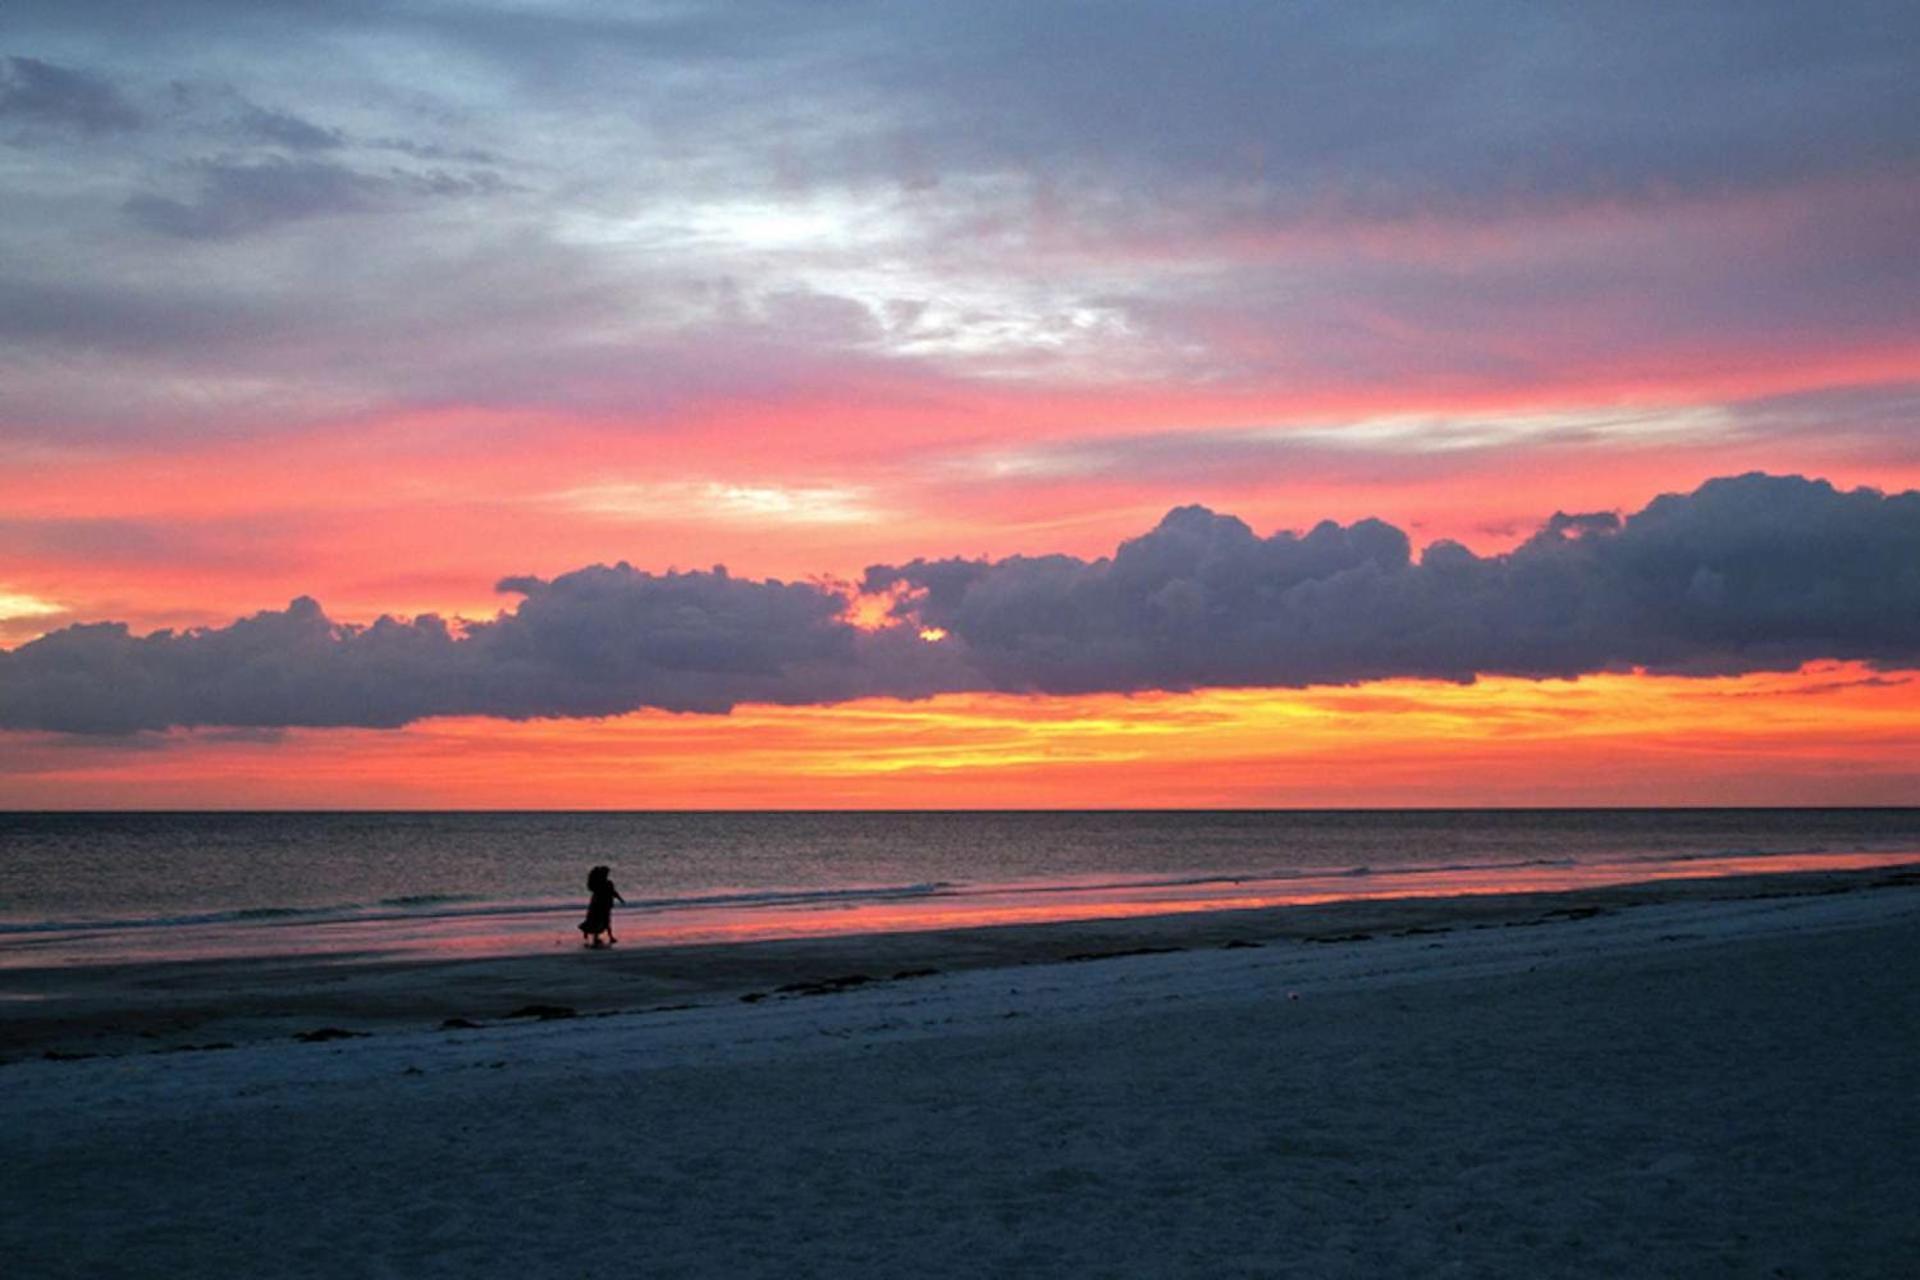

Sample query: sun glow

[0,589,62,620]
[549,481,879,525]
[8,662,1915,809]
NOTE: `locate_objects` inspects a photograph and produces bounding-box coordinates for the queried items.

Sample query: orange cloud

[6,662,1914,809]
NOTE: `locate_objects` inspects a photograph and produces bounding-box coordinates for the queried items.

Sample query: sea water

[3,809,1917,967]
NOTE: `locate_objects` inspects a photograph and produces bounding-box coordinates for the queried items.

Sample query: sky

[2,1,1918,807]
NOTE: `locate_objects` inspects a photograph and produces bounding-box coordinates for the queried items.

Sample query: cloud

[3,474,1918,733]
[0,276,269,354]
[867,473,1920,691]
[124,157,504,240]
[0,565,968,733]
[949,405,1747,489]
[3,3,1915,444]
[0,55,141,136]
[549,481,882,526]
[234,102,343,151]
[124,158,383,238]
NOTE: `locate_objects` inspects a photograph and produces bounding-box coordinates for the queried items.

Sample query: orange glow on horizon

[6,662,1915,809]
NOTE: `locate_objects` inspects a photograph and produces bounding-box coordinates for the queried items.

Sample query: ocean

[4,809,1918,968]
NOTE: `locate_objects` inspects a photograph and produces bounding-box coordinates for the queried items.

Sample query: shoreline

[5,859,1915,1062]
[6,845,1916,968]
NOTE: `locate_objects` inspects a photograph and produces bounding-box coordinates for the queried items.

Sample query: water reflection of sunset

[9,850,1914,972]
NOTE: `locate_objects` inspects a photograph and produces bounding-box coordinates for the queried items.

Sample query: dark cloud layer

[0,564,966,734]
[868,473,1920,692]
[3,2,1917,439]
[233,102,344,151]
[0,55,141,136]
[3,474,1916,734]
[124,157,504,240]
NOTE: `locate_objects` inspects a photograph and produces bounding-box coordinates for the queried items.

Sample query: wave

[376,893,480,909]
[0,880,965,939]
[7,845,1916,942]
[967,856,1587,899]
[0,902,354,937]
[1630,845,1834,864]
[625,881,958,912]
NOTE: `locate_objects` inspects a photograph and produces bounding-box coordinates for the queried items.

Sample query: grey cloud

[373,137,500,164]
[3,474,1918,734]
[18,3,1919,216]
[0,55,142,136]
[0,277,269,354]
[162,79,347,150]
[867,473,1920,692]
[0,514,305,572]
[940,389,1920,495]
[474,564,884,718]
[1729,384,1920,450]
[0,565,968,734]
[872,1,1920,225]
[2,3,1914,442]
[235,102,344,150]
[125,158,385,238]
[123,156,503,239]
[1540,512,1621,540]
[0,219,906,441]
[405,167,512,198]
[1114,181,1920,388]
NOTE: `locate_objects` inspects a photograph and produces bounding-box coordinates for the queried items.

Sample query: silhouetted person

[580,864,624,948]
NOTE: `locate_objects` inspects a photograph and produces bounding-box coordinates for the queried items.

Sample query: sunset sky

[3,2,1918,807]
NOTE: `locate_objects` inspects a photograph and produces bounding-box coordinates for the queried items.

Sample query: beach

[4,865,1917,1277]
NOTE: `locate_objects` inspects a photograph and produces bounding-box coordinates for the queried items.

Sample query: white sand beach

[4,874,1918,1278]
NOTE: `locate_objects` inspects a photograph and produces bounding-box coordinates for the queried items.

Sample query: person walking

[580,865,624,947]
